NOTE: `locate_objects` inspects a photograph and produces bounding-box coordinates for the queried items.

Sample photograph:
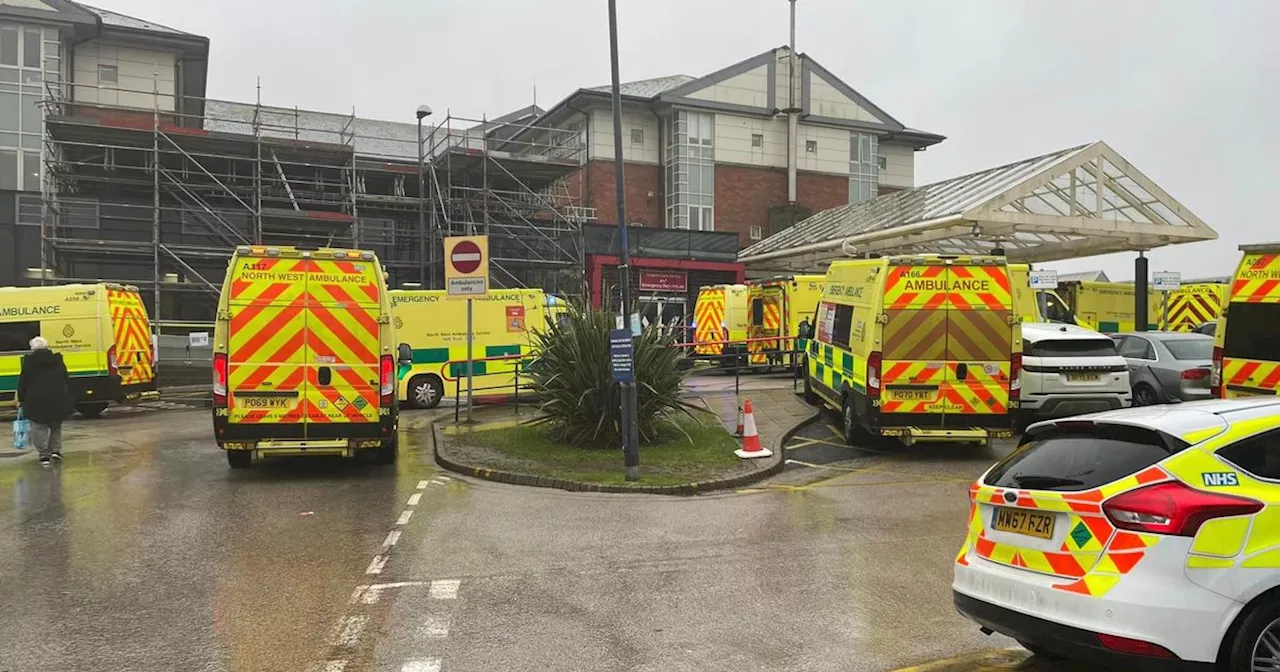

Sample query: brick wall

[577,160,662,227]
[715,165,857,248]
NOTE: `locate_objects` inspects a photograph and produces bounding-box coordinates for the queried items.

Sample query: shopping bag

[12,409,30,450]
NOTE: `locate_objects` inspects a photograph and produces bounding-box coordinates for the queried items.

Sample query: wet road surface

[0,398,1097,671]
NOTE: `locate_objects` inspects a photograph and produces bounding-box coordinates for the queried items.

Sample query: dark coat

[17,349,74,425]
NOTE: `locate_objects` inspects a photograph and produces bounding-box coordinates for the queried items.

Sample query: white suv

[1018,323,1130,426]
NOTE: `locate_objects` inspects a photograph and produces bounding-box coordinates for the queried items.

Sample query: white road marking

[429,579,460,600]
[401,660,441,672]
[348,585,369,604]
[359,580,428,605]
[416,480,430,490]
[383,530,401,547]
[320,660,347,672]
[407,493,422,506]
[437,475,452,481]
[421,614,451,639]
[431,478,448,485]
[365,555,388,575]
[397,510,414,525]
[330,615,368,647]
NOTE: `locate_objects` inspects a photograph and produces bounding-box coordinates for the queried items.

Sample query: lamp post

[608,0,640,481]
[416,104,433,287]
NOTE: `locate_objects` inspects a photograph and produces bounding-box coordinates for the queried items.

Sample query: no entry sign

[443,235,489,298]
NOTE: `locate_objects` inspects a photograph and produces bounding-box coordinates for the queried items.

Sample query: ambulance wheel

[841,396,860,445]
[375,434,398,465]
[76,402,108,418]
[226,451,252,469]
[408,375,444,409]
[1224,596,1280,672]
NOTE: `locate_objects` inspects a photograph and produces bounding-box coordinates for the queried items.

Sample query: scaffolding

[38,80,592,322]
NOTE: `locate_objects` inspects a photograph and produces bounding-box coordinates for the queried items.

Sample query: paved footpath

[685,372,816,448]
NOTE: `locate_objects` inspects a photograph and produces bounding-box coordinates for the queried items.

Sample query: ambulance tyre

[408,375,444,409]
[226,450,252,469]
[841,395,862,445]
[375,434,398,465]
[76,402,108,418]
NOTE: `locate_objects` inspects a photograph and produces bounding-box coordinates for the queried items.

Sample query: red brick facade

[574,159,904,249]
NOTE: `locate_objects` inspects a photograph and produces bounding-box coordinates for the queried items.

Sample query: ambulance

[746,275,823,368]
[1160,282,1227,332]
[0,283,156,416]
[391,289,565,409]
[692,284,750,364]
[806,254,1036,446]
[212,246,398,468]
[1212,243,1280,398]
[1045,281,1160,333]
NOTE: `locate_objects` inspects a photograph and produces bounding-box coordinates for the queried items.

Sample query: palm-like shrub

[528,302,694,448]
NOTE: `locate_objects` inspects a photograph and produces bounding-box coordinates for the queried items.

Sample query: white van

[1016,323,1130,427]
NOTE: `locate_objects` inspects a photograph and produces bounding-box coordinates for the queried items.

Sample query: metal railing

[674,336,810,394]
[438,353,535,422]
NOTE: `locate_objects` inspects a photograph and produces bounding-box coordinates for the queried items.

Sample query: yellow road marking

[890,648,1033,671]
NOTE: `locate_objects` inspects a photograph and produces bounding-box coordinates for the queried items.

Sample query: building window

[750,225,763,240]
[849,132,879,204]
[0,22,57,192]
[751,133,764,148]
[877,155,887,170]
[805,140,817,154]
[98,64,118,85]
[664,110,714,232]
[630,128,644,145]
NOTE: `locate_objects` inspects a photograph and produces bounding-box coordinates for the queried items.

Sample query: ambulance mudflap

[878,262,1015,439]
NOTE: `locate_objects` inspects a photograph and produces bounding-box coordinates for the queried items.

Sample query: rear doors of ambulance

[748,283,784,364]
[1217,251,1280,397]
[879,258,1014,428]
[227,253,381,435]
[105,286,154,390]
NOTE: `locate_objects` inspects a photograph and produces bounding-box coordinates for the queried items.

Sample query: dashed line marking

[397,510,414,525]
[383,530,402,548]
[421,614,451,639]
[330,615,368,648]
[437,475,452,481]
[365,555,388,575]
[416,480,430,490]
[407,493,422,506]
[401,660,442,672]
[429,579,460,600]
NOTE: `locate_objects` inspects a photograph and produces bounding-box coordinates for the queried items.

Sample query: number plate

[886,387,937,401]
[237,396,294,409]
[991,507,1055,540]
[1065,373,1100,383]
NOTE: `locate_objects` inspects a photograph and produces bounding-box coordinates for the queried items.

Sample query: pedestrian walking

[16,336,74,466]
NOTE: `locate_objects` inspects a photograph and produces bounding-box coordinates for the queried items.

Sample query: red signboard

[638,270,687,293]
[450,240,483,274]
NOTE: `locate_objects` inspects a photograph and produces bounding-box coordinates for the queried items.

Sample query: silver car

[1111,331,1214,405]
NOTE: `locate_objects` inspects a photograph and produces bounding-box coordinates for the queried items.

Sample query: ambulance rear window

[1224,303,1280,362]
[751,299,764,326]
[0,321,39,353]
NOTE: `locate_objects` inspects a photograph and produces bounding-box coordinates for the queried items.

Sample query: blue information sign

[609,329,634,383]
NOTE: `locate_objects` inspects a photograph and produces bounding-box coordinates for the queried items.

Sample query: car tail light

[1210,346,1224,397]
[1010,352,1022,393]
[212,353,228,407]
[867,351,882,399]
[380,354,395,405]
[107,345,118,377]
[1181,368,1209,381]
[1097,633,1174,658]
[1104,481,1262,537]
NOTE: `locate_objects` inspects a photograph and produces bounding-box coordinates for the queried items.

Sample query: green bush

[527,303,695,448]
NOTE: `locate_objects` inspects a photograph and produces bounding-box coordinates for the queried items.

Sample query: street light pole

[416,105,433,287]
[608,0,640,481]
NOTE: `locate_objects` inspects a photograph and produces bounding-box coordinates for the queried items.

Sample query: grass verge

[448,412,745,486]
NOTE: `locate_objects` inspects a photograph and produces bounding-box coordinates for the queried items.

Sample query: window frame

[749,225,763,240]
[831,304,854,350]
[849,132,880,205]
[1218,428,1280,484]
[664,110,714,232]
[98,63,118,85]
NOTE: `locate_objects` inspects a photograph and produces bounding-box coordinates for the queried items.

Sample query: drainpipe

[786,0,798,204]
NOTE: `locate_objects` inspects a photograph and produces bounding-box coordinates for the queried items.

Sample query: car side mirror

[397,343,412,365]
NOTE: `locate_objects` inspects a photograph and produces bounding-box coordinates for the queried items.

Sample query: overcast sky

[99,0,1278,281]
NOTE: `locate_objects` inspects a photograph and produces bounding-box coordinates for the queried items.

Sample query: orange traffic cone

[734,397,772,459]
[734,405,744,437]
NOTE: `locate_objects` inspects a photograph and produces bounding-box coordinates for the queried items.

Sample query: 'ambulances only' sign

[444,235,489,298]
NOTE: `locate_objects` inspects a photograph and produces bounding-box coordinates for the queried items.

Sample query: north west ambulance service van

[1212,243,1280,398]
[693,284,749,362]
[807,255,1032,446]
[212,246,398,468]
[391,289,565,409]
[0,283,155,416]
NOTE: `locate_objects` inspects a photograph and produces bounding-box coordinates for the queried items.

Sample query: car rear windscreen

[1224,303,1280,361]
[1028,339,1118,358]
[1164,338,1213,361]
[984,424,1188,491]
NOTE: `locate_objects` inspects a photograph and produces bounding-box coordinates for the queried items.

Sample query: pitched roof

[76,3,195,36]
[587,75,695,98]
